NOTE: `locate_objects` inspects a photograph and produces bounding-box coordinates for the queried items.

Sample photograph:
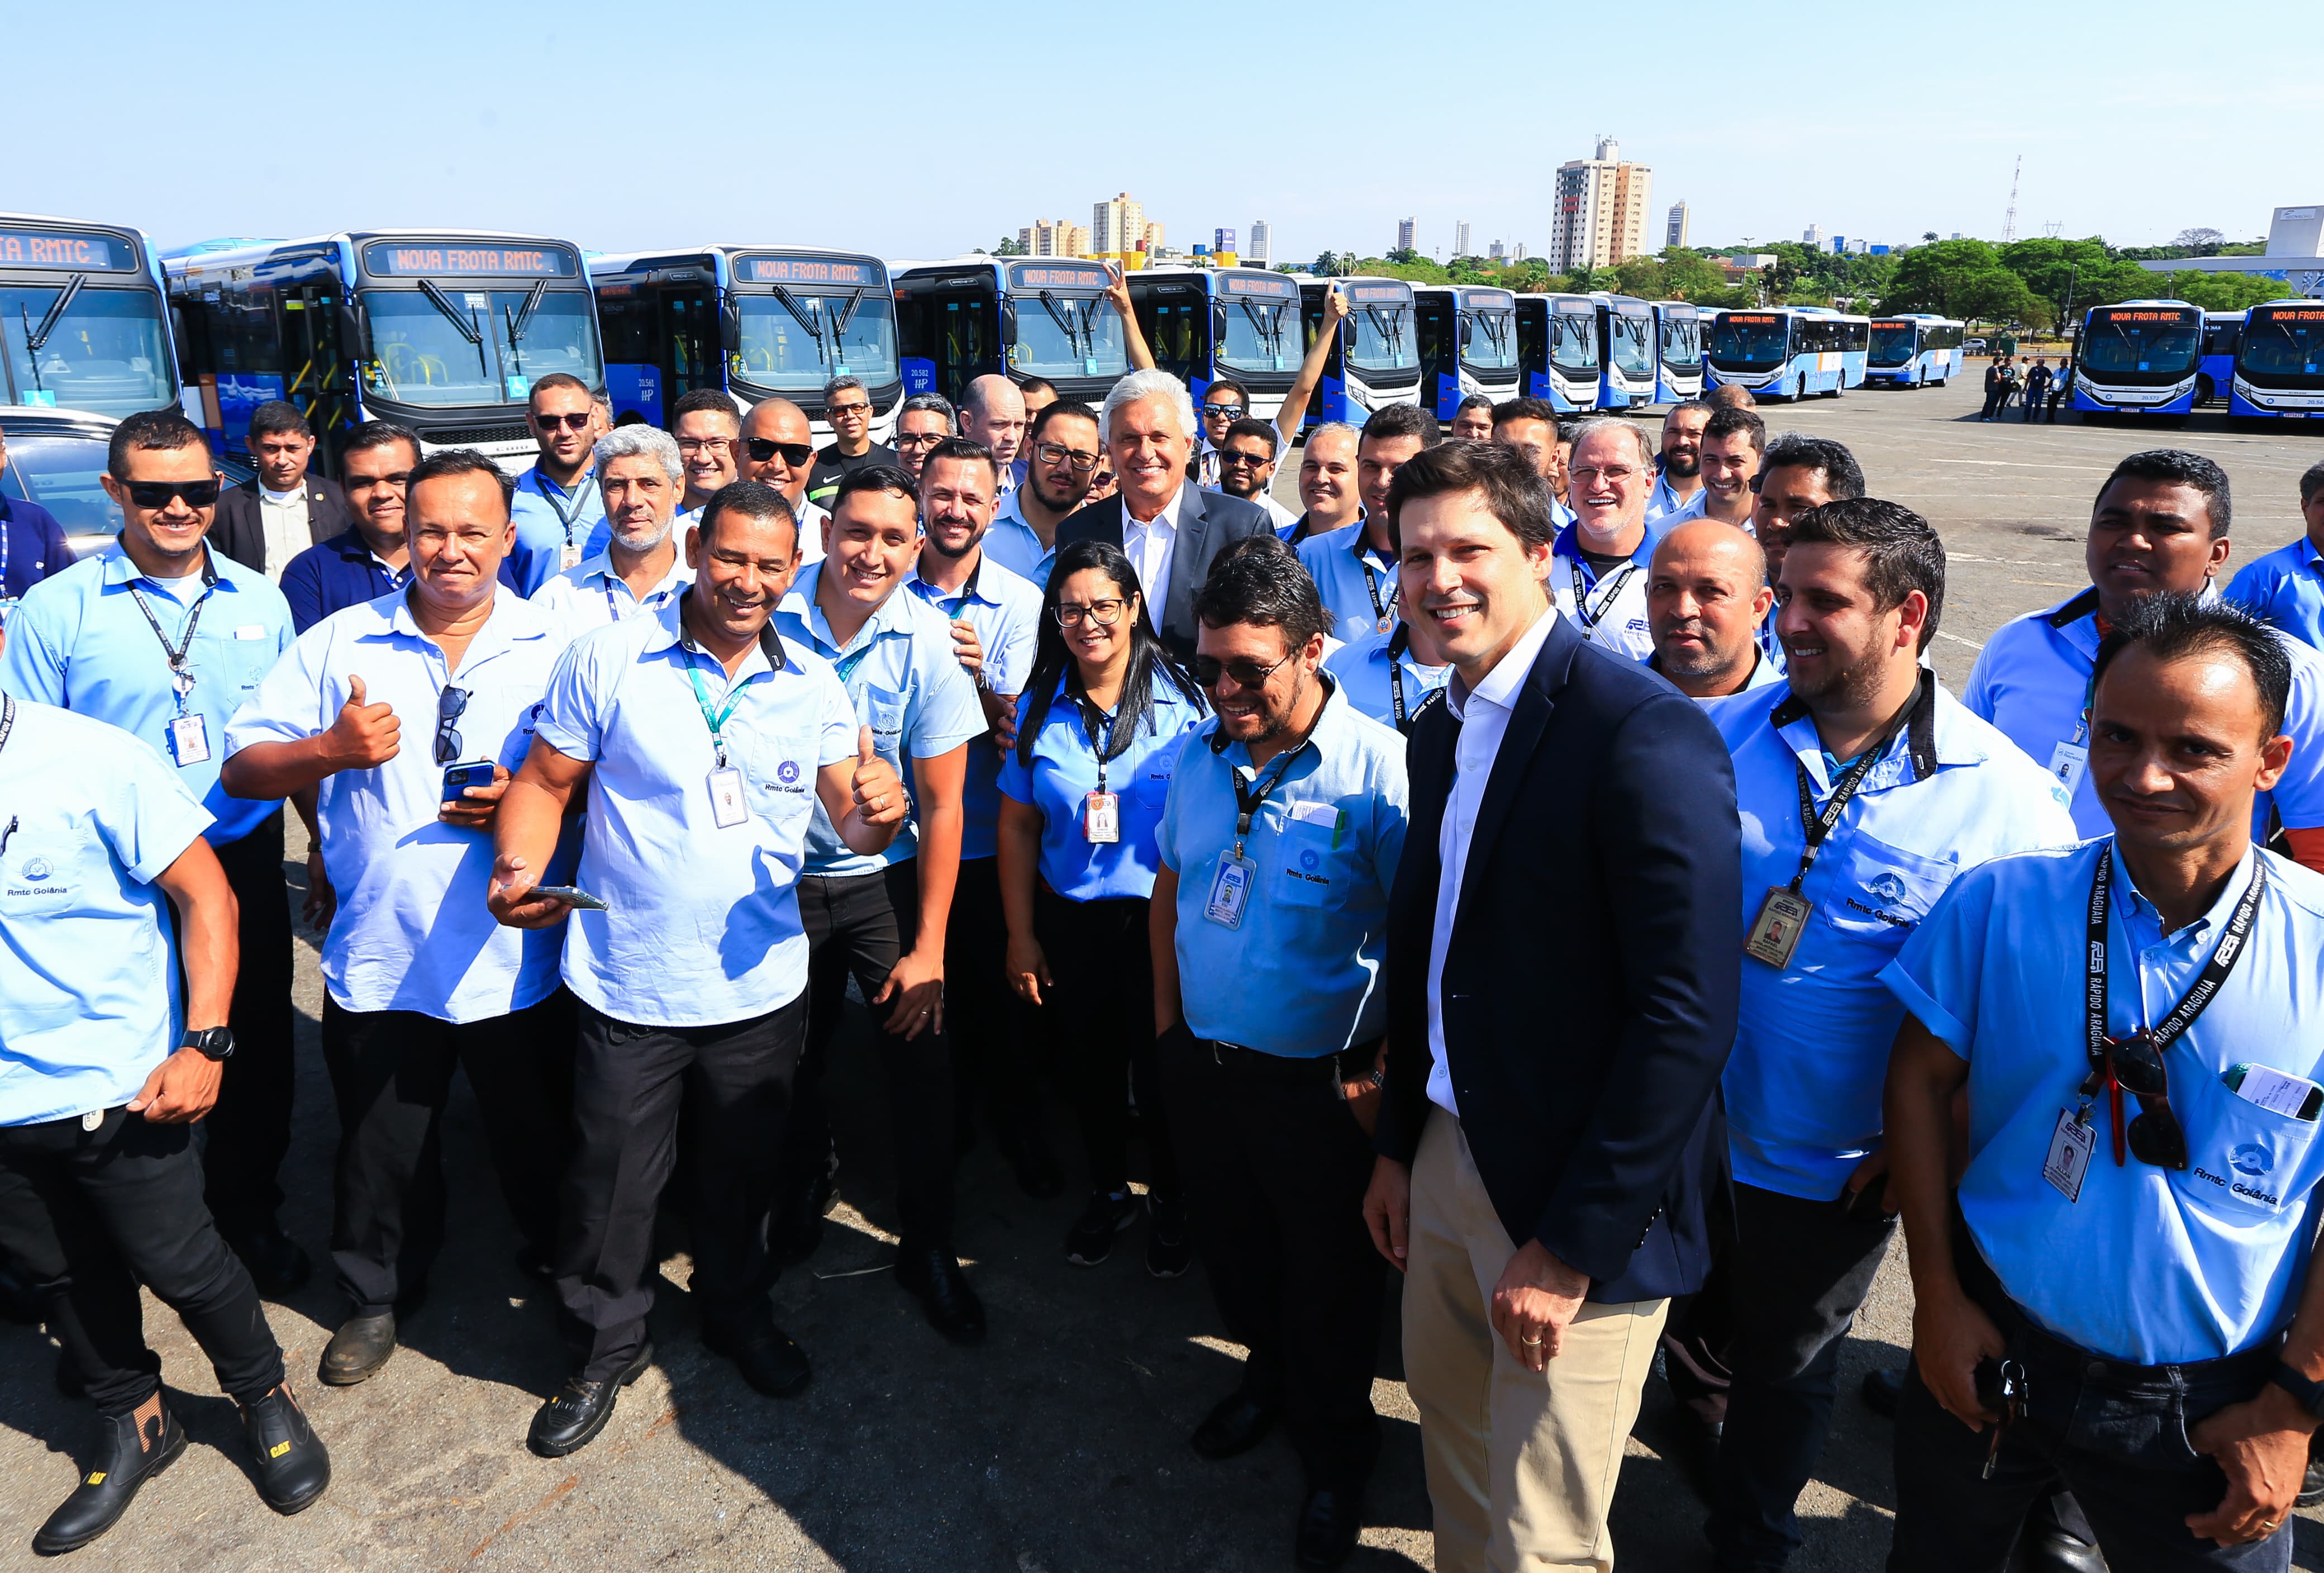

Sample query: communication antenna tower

[2002,154,2022,243]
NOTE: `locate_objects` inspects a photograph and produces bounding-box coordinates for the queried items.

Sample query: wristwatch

[182,1027,236,1062]
[2268,1361,2324,1422]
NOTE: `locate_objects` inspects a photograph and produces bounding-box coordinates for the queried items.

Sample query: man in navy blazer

[1362,440,1740,1572]
[1055,368,1274,661]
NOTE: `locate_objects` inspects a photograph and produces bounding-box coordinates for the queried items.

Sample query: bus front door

[282,283,350,469]
[660,284,717,402]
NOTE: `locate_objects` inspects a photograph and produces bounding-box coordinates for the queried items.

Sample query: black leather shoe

[1860,1365,1904,1419]
[895,1243,987,1344]
[225,1223,312,1296]
[528,1341,654,1458]
[703,1327,812,1398]
[318,1312,397,1386]
[238,1382,330,1515]
[1294,1485,1364,1570]
[1191,1386,1280,1460]
[2302,1432,2324,1508]
[1146,1193,1194,1279]
[34,1399,187,1554]
[2011,1524,2104,1573]
[769,1164,837,1269]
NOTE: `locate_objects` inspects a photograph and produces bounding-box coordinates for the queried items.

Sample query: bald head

[739,397,813,502]
[1647,519,1774,700]
[961,375,1028,467]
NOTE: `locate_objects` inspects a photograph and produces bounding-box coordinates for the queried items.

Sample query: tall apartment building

[1397,217,1416,253]
[1550,137,1653,272]
[1488,239,1506,260]
[1246,220,1270,265]
[1803,224,1824,246]
[1140,221,1165,254]
[1666,201,1689,249]
[1092,192,1146,255]
[1019,219,1092,258]
[1454,220,1472,256]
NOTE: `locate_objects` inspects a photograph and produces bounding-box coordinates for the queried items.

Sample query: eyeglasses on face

[434,685,470,765]
[1034,441,1099,473]
[125,478,222,510]
[533,411,592,431]
[896,431,948,449]
[746,438,814,466]
[827,401,872,419]
[1193,650,1296,691]
[1220,449,1272,468]
[1199,402,1245,419]
[1053,597,1128,628]
[677,436,734,454]
[1568,465,1638,486]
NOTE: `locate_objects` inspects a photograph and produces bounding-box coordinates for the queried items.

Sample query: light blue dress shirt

[1645,472,1704,530]
[1716,678,2078,1200]
[1322,624,1449,733]
[1645,639,1787,707]
[774,563,985,878]
[2225,535,2324,652]
[981,490,1058,592]
[508,465,607,595]
[997,674,1204,903]
[1965,588,2324,839]
[530,547,692,640]
[1296,521,1401,644]
[905,552,1041,862]
[535,596,859,1028]
[0,543,292,845]
[1156,680,1408,1058]
[1547,521,1656,660]
[0,698,215,1126]
[1884,840,2324,1365]
[224,587,569,1023]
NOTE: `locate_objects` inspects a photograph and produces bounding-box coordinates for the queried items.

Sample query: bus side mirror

[1212,303,1228,345]
[719,297,741,354]
[1458,316,1472,350]
[337,297,372,361]
[1000,297,1018,346]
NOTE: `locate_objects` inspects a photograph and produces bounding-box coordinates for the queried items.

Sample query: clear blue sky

[16,0,2317,265]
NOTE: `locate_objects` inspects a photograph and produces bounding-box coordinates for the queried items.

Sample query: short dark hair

[1491,397,1560,429]
[336,420,421,466]
[669,387,741,428]
[2301,459,2324,509]
[899,393,956,430]
[1385,438,1556,554]
[920,436,998,486]
[1454,392,1496,420]
[1222,417,1278,459]
[822,373,868,406]
[2098,448,2233,539]
[1194,533,1331,644]
[1204,378,1251,410]
[1761,433,1865,500]
[1030,398,1100,444]
[407,448,514,519]
[831,462,921,518]
[247,400,312,443]
[1363,403,1440,449]
[1702,406,1767,455]
[1786,497,1946,652]
[526,372,593,409]
[1016,376,1058,401]
[698,478,799,553]
[107,407,210,479]
[1706,383,1759,411]
[2094,592,2290,739]
[1664,399,1713,424]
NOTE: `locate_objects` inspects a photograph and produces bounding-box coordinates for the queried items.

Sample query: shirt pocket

[739,729,822,827]
[1275,820,1353,910]
[860,683,909,761]
[1131,755,1176,809]
[1818,830,1955,953]
[219,625,280,694]
[2174,1067,2324,1219]
[0,821,101,916]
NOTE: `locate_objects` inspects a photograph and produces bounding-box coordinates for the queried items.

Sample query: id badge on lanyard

[1204,852,1256,928]
[1083,791,1120,843]
[167,712,212,766]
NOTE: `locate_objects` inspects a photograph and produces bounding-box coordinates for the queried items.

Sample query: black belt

[1202,1034,1383,1086]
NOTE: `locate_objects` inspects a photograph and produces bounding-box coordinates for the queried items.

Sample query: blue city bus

[1412,285,1520,420]
[1652,302,1703,403]
[0,213,179,421]
[590,245,898,445]
[1127,265,1302,430]
[168,231,603,472]
[1512,292,1602,412]
[1865,313,1965,387]
[2228,300,2324,423]
[2197,310,2245,406]
[1593,293,1659,408]
[1706,307,1870,400]
[892,256,1129,412]
[2071,300,2203,420]
[1296,277,1422,430]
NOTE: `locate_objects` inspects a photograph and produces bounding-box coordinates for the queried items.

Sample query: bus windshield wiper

[1037,290,1083,353]
[416,279,483,345]
[1239,299,1283,356]
[827,287,864,342]
[24,274,87,354]
[768,285,827,354]
[505,281,548,343]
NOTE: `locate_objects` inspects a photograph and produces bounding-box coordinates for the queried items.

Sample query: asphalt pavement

[3,377,2323,1570]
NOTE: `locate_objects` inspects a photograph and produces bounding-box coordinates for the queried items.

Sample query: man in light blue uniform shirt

[1883,593,2324,1572]
[983,399,1102,591]
[488,478,903,1454]
[530,425,691,638]
[0,692,332,1552]
[1645,517,1786,707]
[222,450,574,1390]
[1150,538,1408,1567]
[904,438,1053,1192]
[1966,449,2324,876]
[1548,417,1659,660]
[507,374,607,594]
[1693,500,2077,1572]
[769,463,988,1344]
[2223,459,2324,652]
[1298,405,1434,641]
[1645,400,1712,527]
[0,408,307,1291]
[1322,620,1449,734]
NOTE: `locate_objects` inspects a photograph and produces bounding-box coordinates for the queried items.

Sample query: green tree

[1660,248,1726,300]
[2150,269,2299,312]
[994,235,1027,256]
[1611,255,1668,298]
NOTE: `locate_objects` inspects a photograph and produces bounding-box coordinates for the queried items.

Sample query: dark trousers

[2021,385,2047,420]
[945,855,1042,1144]
[1888,1220,2287,1573]
[1156,1027,1385,1490]
[0,1109,284,1415]
[779,861,958,1247]
[321,990,576,1317]
[2048,387,2069,422]
[1706,1181,1897,1571]
[556,996,807,1381]
[1034,885,1177,1199]
[202,811,298,1237]
[1980,383,2008,419]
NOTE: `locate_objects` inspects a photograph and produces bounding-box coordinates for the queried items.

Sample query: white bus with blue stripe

[1294,277,1421,432]
[2071,300,2202,419]
[1593,293,1659,408]
[893,256,1130,415]
[1865,313,1965,387]
[2229,300,2324,422]
[0,213,179,421]
[1413,286,1519,420]
[1652,302,1703,403]
[1513,293,1602,412]
[1127,266,1302,430]
[1707,307,1870,400]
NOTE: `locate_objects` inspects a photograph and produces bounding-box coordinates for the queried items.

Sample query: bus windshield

[1869,324,1918,366]
[1550,311,1598,376]
[1609,311,1655,377]
[1711,315,1789,368]
[1009,291,1127,381]
[1465,308,1517,370]
[2080,312,2199,380]
[1350,304,1416,373]
[733,291,901,393]
[0,285,173,419]
[2240,310,2324,383]
[1218,297,1293,374]
[1661,315,1702,370]
[360,287,600,408]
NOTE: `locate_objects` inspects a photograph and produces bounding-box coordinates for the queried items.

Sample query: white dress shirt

[1425,605,1561,1117]
[259,486,310,581]
[1121,483,1189,614]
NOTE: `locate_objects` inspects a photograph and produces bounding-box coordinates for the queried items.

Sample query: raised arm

[1275,283,1349,454]
[222,672,402,799]
[1104,262,1155,373]
[813,724,908,857]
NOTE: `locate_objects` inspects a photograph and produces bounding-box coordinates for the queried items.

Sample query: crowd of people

[1980,354,2074,423]
[3,349,2324,1573]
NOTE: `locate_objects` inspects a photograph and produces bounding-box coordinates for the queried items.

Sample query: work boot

[34,1395,187,1554]
[239,1382,331,1514]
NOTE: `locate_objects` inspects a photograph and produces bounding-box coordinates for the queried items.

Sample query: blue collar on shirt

[1766,669,1967,793]
[783,560,916,657]
[907,557,998,612]
[98,541,247,594]
[1550,520,1655,570]
[642,588,790,674]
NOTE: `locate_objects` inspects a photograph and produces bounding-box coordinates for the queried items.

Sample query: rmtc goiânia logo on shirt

[774,759,807,793]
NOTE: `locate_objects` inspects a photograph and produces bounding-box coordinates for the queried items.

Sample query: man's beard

[1030,470,1085,513]
[1663,452,1700,480]
[1655,621,1735,679]
[926,518,981,560]
[1221,472,1262,501]
[612,519,674,553]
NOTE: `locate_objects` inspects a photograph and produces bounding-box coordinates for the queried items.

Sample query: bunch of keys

[1977,1357,2028,1480]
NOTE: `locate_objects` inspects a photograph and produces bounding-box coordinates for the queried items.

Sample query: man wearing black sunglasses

[806,374,898,514]
[508,373,609,595]
[1885,594,2324,1571]
[0,408,304,1293]
[736,397,826,559]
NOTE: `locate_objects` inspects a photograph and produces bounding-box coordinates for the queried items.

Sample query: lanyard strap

[2084,847,2265,1072]
[1777,676,1926,894]
[1074,697,1120,794]
[536,471,598,546]
[0,691,15,755]
[832,643,877,687]
[1228,739,1311,857]
[684,657,748,767]
[1387,622,1413,734]
[1565,552,1640,632]
[124,553,221,706]
[1355,536,1395,624]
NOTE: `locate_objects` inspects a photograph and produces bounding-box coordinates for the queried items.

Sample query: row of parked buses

[2073,299,2324,422]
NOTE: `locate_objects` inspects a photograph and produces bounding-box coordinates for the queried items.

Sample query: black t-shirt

[806,441,899,509]
[1579,546,1632,576]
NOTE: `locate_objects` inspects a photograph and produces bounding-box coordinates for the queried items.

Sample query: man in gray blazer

[208,401,350,579]
[1056,369,1274,660]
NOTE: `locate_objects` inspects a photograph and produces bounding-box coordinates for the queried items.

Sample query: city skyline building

[1666,201,1689,249]
[1397,216,1416,253]
[1454,220,1471,256]
[1551,136,1653,272]
[1093,192,1146,255]
[1247,218,1270,265]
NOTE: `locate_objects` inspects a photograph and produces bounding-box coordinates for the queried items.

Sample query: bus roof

[0,214,154,274]
[165,229,587,275]
[2098,298,2198,312]
[590,243,883,272]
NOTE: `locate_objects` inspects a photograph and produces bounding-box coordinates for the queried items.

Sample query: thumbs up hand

[324,673,401,769]
[851,724,906,827]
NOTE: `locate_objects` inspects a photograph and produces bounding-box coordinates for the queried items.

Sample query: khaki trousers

[1402,1109,1668,1572]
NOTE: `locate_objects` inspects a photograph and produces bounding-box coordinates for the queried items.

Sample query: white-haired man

[1055,369,1275,659]
[531,426,693,637]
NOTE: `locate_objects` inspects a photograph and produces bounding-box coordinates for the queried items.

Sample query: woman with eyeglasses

[997,540,1206,1273]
